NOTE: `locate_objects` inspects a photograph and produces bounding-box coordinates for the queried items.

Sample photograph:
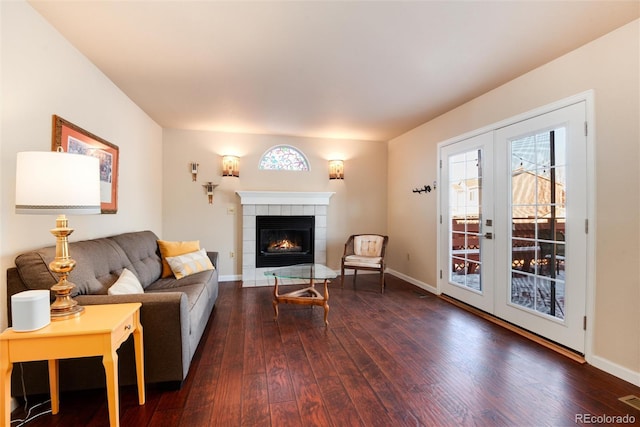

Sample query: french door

[440,132,495,313]
[439,102,588,353]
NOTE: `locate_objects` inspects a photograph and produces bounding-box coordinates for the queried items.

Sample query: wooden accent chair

[341,234,389,293]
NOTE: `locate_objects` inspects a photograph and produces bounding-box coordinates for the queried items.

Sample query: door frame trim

[436,90,595,363]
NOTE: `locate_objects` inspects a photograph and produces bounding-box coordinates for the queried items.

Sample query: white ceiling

[28,1,639,141]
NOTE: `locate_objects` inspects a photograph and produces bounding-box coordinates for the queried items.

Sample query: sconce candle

[222,155,239,177]
[190,162,199,181]
[203,182,218,204]
[329,160,344,180]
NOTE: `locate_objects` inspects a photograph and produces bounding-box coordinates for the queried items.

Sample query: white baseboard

[589,355,640,387]
[386,269,438,294]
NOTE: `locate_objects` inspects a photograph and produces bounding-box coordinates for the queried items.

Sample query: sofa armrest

[7,267,28,325]
[207,251,218,269]
[75,292,191,382]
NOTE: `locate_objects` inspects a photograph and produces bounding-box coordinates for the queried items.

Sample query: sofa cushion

[165,249,215,279]
[14,238,134,296]
[157,239,200,278]
[144,268,216,293]
[108,268,144,295]
[109,231,163,288]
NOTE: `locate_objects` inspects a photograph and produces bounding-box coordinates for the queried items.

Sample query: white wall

[0,1,163,330]
[162,129,388,279]
[387,20,640,383]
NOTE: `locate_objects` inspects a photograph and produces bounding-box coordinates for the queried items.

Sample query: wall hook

[412,185,432,194]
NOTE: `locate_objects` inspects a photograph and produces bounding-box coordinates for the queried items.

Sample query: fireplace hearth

[256,215,314,267]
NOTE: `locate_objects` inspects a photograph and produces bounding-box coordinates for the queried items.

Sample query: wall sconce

[190,162,199,181]
[329,160,344,180]
[202,182,218,204]
[222,155,239,177]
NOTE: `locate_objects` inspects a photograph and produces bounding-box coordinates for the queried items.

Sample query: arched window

[259,145,310,171]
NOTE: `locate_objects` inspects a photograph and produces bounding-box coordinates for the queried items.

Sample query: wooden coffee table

[265,264,337,325]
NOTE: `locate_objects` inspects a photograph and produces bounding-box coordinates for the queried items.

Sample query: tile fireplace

[237,191,334,287]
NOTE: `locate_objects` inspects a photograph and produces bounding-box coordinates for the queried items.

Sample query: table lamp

[15,150,101,319]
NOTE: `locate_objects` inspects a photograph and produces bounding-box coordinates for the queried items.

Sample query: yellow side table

[0,303,145,427]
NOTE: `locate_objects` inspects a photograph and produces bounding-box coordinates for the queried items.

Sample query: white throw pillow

[108,268,144,295]
[165,248,215,279]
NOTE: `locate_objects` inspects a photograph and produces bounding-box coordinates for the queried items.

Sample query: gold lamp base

[50,278,85,319]
[49,215,84,320]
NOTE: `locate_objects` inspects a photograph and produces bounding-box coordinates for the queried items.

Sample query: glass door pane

[509,129,567,320]
[449,150,483,291]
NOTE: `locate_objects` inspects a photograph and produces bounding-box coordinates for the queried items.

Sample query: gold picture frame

[52,115,119,214]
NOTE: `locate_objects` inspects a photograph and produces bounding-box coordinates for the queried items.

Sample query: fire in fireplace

[267,238,302,253]
[256,215,314,267]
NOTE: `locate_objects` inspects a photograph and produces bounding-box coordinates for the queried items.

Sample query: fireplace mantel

[237,191,334,206]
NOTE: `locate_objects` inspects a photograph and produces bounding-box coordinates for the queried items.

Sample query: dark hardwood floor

[11,274,640,426]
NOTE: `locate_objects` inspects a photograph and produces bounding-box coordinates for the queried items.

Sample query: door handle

[483,232,493,239]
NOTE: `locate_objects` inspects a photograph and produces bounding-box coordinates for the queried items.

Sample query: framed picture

[52,115,119,214]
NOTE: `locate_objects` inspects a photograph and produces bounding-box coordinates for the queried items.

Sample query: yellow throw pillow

[165,249,215,279]
[158,239,200,278]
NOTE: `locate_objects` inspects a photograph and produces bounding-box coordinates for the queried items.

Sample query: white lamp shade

[15,151,101,215]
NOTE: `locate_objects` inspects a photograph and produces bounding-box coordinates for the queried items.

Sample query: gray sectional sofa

[6,230,218,396]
